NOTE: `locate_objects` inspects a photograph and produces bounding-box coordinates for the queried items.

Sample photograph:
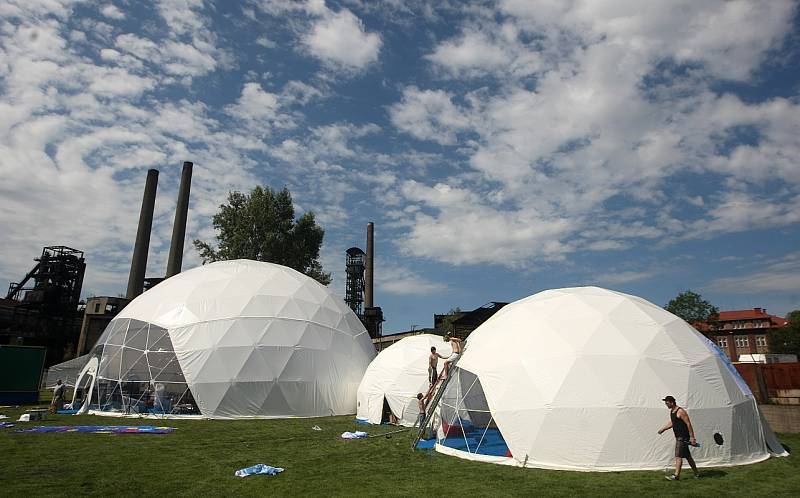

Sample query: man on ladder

[412,337,465,449]
[429,346,446,387]
[442,335,462,379]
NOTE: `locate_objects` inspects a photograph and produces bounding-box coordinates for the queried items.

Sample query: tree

[664,290,719,324]
[440,307,463,334]
[768,310,800,355]
[194,186,331,285]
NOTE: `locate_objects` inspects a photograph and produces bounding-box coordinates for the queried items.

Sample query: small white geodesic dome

[357,334,452,426]
[80,260,375,419]
[435,286,786,470]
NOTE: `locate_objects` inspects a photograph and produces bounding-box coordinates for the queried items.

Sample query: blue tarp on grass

[13,425,175,434]
[440,427,509,457]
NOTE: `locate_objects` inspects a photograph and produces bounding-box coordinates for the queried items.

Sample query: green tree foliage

[664,290,719,324]
[194,186,331,285]
[768,310,800,355]
[440,307,463,334]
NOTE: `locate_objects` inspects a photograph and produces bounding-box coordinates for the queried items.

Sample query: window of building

[717,337,728,349]
[94,302,101,313]
[756,335,767,347]
[735,336,749,348]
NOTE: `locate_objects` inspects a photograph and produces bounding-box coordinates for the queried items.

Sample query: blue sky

[1,0,799,334]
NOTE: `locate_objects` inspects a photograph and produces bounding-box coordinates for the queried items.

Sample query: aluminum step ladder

[411,350,463,450]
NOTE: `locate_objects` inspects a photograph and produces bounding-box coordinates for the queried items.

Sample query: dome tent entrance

[77,260,375,419]
[433,287,787,471]
[357,334,451,426]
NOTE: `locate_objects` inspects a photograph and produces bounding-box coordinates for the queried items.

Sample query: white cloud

[376,264,448,295]
[226,82,281,121]
[303,7,382,70]
[281,80,324,105]
[389,87,472,146]
[255,36,276,48]
[161,41,218,76]
[0,1,265,298]
[87,67,156,96]
[309,122,380,158]
[99,48,121,60]
[100,4,125,20]
[398,181,575,266]
[426,30,512,76]
[386,0,800,269]
[499,0,795,81]
[708,253,800,293]
[688,192,800,238]
[593,270,656,286]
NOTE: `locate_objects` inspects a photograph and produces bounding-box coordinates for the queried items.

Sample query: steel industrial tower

[344,247,366,315]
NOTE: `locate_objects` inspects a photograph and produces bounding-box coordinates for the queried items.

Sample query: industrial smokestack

[166,161,193,278]
[126,169,159,299]
[365,222,374,308]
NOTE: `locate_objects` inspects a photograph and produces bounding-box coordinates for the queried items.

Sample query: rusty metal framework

[4,246,86,365]
[345,247,366,315]
[7,246,85,311]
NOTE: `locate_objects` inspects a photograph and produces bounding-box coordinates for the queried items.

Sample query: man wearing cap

[658,395,700,480]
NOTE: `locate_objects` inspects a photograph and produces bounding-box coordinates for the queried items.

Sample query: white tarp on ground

[357,334,452,426]
[436,286,787,471]
[85,260,375,419]
[45,354,90,388]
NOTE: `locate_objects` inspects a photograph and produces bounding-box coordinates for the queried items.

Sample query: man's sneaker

[665,474,680,481]
[693,473,701,479]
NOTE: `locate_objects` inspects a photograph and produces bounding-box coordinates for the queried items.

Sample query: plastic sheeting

[85,260,375,419]
[435,286,787,471]
[44,354,90,388]
[357,334,451,426]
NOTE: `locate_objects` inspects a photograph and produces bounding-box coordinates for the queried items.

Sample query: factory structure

[1,158,399,366]
[0,162,194,366]
[344,222,384,340]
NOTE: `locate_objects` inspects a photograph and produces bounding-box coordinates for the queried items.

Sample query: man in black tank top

[657,395,700,480]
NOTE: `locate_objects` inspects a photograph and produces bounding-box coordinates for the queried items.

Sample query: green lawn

[1,400,797,497]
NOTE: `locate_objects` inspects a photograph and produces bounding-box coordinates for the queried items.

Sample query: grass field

[1,399,798,497]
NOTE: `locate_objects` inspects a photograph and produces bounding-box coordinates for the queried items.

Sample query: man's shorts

[446,352,460,364]
[428,367,438,384]
[675,437,692,458]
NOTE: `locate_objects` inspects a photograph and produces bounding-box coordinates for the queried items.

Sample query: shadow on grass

[699,469,727,479]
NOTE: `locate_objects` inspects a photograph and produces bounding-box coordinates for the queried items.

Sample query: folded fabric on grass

[56,409,80,415]
[234,464,285,477]
[0,422,15,429]
[341,431,368,439]
[13,425,175,434]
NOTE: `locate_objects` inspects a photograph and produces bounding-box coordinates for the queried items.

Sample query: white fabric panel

[94,260,374,419]
[357,334,452,426]
[45,354,90,387]
[438,286,784,471]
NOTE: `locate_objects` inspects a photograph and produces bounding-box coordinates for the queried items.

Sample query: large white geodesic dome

[77,260,375,419]
[357,334,452,426]
[435,286,786,470]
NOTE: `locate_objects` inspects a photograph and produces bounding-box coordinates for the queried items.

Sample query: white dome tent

[72,260,375,419]
[434,287,787,471]
[357,334,452,426]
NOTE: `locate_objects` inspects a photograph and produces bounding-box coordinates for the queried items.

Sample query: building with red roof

[696,308,788,361]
